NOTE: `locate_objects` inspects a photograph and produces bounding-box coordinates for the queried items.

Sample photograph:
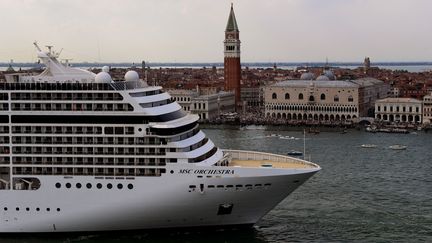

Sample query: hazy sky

[0,0,431,63]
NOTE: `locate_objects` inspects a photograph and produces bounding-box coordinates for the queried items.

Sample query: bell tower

[224,3,241,106]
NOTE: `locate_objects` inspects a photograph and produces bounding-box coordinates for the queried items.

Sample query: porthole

[127,184,133,190]
[36,208,40,211]
[138,128,142,132]
[16,207,19,211]
[46,208,50,212]
[55,183,61,188]
[170,170,174,174]
[97,183,102,189]
[26,207,30,211]
[3,207,7,211]
[86,183,92,189]
[57,208,61,212]
[107,183,113,189]
[76,183,82,189]
[117,183,123,189]
[66,183,71,188]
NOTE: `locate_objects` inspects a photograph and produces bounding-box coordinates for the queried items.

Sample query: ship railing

[222,149,319,168]
[110,80,148,90]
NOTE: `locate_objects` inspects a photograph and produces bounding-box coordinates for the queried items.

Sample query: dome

[95,71,112,83]
[101,66,110,73]
[316,75,330,81]
[323,70,335,80]
[125,70,139,82]
[300,72,315,80]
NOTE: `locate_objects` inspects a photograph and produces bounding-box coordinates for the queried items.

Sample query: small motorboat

[389,144,407,150]
[361,144,377,148]
[287,150,303,156]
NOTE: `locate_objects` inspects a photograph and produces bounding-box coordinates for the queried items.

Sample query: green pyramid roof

[225,4,239,32]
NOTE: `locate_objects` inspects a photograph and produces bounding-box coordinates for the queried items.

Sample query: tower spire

[226,3,239,32]
[224,4,241,108]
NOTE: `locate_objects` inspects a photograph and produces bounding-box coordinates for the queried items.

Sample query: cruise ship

[0,43,320,232]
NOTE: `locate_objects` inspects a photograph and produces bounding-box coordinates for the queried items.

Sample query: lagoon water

[2,126,431,242]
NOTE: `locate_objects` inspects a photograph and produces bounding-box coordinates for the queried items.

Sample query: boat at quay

[0,44,320,232]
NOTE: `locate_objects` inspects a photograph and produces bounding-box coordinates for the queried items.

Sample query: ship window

[104,127,114,134]
[127,184,133,190]
[76,183,82,189]
[97,183,102,189]
[57,208,61,212]
[208,185,215,188]
[16,207,19,211]
[26,207,30,211]
[107,183,113,189]
[55,182,61,188]
[36,208,40,211]
[3,207,7,211]
[46,208,50,212]
[86,183,92,189]
[117,183,123,189]
[66,183,71,188]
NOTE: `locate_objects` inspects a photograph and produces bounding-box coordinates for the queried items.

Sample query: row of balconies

[12,146,171,156]
[11,136,169,146]
[0,82,112,91]
[12,156,167,166]
[12,167,165,177]
[11,92,123,101]
[10,103,133,112]
[12,126,104,134]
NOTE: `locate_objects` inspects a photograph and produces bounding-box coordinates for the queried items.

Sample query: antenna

[303,129,306,160]
[33,41,42,52]
[46,45,53,54]
[55,48,63,58]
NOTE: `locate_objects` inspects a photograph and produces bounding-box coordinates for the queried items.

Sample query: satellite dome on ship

[125,70,139,82]
[95,71,112,83]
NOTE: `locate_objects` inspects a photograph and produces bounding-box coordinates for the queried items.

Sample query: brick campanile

[224,4,241,107]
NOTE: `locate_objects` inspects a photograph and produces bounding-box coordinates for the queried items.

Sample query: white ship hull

[0,163,317,232]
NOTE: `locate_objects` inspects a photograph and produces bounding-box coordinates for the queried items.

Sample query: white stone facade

[375,98,422,123]
[422,93,432,124]
[168,89,235,121]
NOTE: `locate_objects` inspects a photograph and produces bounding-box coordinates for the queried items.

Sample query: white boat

[389,145,407,150]
[0,44,320,232]
[361,144,377,148]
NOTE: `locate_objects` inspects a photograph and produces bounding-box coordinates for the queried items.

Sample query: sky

[0,0,431,63]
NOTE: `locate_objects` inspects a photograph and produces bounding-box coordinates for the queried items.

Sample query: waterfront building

[422,93,432,124]
[224,4,241,106]
[167,89,197,112]
[168,89,235,121]
[241,86,264,108]
[264,74,388,122]
[375,98,422,123]
[190,91,235,121]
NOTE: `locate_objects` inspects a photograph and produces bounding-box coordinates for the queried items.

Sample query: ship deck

[229,159,312,169]
[223,149,319,169]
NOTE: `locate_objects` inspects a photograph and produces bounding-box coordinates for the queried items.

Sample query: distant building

[224,4,241,106]
[191,92,235,121]
[241,87,264,108]
[264,72,388,122]
[422,93,432,124]
[168,89,235,121]
[168,89,198,112]
[375,98,422,123]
